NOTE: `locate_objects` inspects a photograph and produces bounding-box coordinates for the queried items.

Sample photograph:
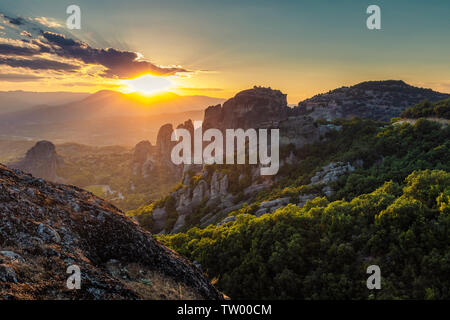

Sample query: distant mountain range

[0,90,225,124]
[0,91,90,115]
[0,90,225,145]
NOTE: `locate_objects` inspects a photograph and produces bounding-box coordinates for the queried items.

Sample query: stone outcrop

[156,123,175,164]
[131,140,156,177]
[203,86,289,131]
[310,162,356,185]
[9,140,63,183]
[131,121,191,181]
[295,80,450,122]
[217,216,236,226]
[152,207,167,231]
[255,197,290,217]
[150,167,239,233]
[278,116,339,148]
[201,86,341,149]
[0,164,222,300]
[308,161,358,197]
[297,194,316,207]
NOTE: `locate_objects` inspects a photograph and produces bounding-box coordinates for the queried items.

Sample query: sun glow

[122,74,173,95]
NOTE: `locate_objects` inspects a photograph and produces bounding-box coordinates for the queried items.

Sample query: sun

[122,74,172,95]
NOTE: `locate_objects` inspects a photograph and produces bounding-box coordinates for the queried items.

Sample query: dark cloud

[0,73,44,81]
[20,30,32,38]
[0,13,191,79]
[0,43,39,56]
[4,15,25,26]
[42,32,188,78]
[0,57,79,71]
[62,82,120,88]
[29,39,54,53]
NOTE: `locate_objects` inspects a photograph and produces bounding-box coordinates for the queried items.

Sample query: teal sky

[1,0,449,102]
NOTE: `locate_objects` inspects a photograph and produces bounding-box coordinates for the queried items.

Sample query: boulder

[37,223,61,244]
[255,208,270,217]
[131,140,155,177]
[0,251,25,263]
[218,216,237,226]
[298,194,316,207]
[0,264,17,283]
[259,197,290,209]
[203,86,289,130]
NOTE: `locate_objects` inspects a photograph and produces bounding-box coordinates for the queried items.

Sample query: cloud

[20,30,32,38]
[31,17,61,28]
[0,13,193,80]
[0,43,38,56]
[0,57,79,71]
[42,32,189,78]
[0,73,44,81]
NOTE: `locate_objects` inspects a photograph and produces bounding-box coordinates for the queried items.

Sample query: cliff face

[9,141,63,183]
[202,86,338,149]
[131,121,190,180]
[148,163,274,234]
[0,164,222,300]
[203,86,289,130]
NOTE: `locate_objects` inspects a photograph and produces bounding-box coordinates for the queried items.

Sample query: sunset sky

[0,0,449,103]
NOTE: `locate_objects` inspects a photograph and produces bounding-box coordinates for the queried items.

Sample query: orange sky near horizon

[0,1,449,104]
[1,72,449,105]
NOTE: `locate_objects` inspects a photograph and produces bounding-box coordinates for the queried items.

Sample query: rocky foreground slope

[0,164,222,300]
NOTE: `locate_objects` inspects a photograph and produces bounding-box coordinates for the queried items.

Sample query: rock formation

[131,121,191,180]
[131,140,156,178]
[9,140,63,183]
[0,164,222,300]
[201,86,339,149]
[203,86,289,131]
[149,168,240,234]
[156,123,176,164]
[308,161,359,197]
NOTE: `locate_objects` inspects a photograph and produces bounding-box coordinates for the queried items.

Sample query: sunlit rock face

[203,86,289,131]
[9,140,64,183]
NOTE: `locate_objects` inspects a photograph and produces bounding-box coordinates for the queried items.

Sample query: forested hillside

[401,98,450,119]
[158,119,450,299]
